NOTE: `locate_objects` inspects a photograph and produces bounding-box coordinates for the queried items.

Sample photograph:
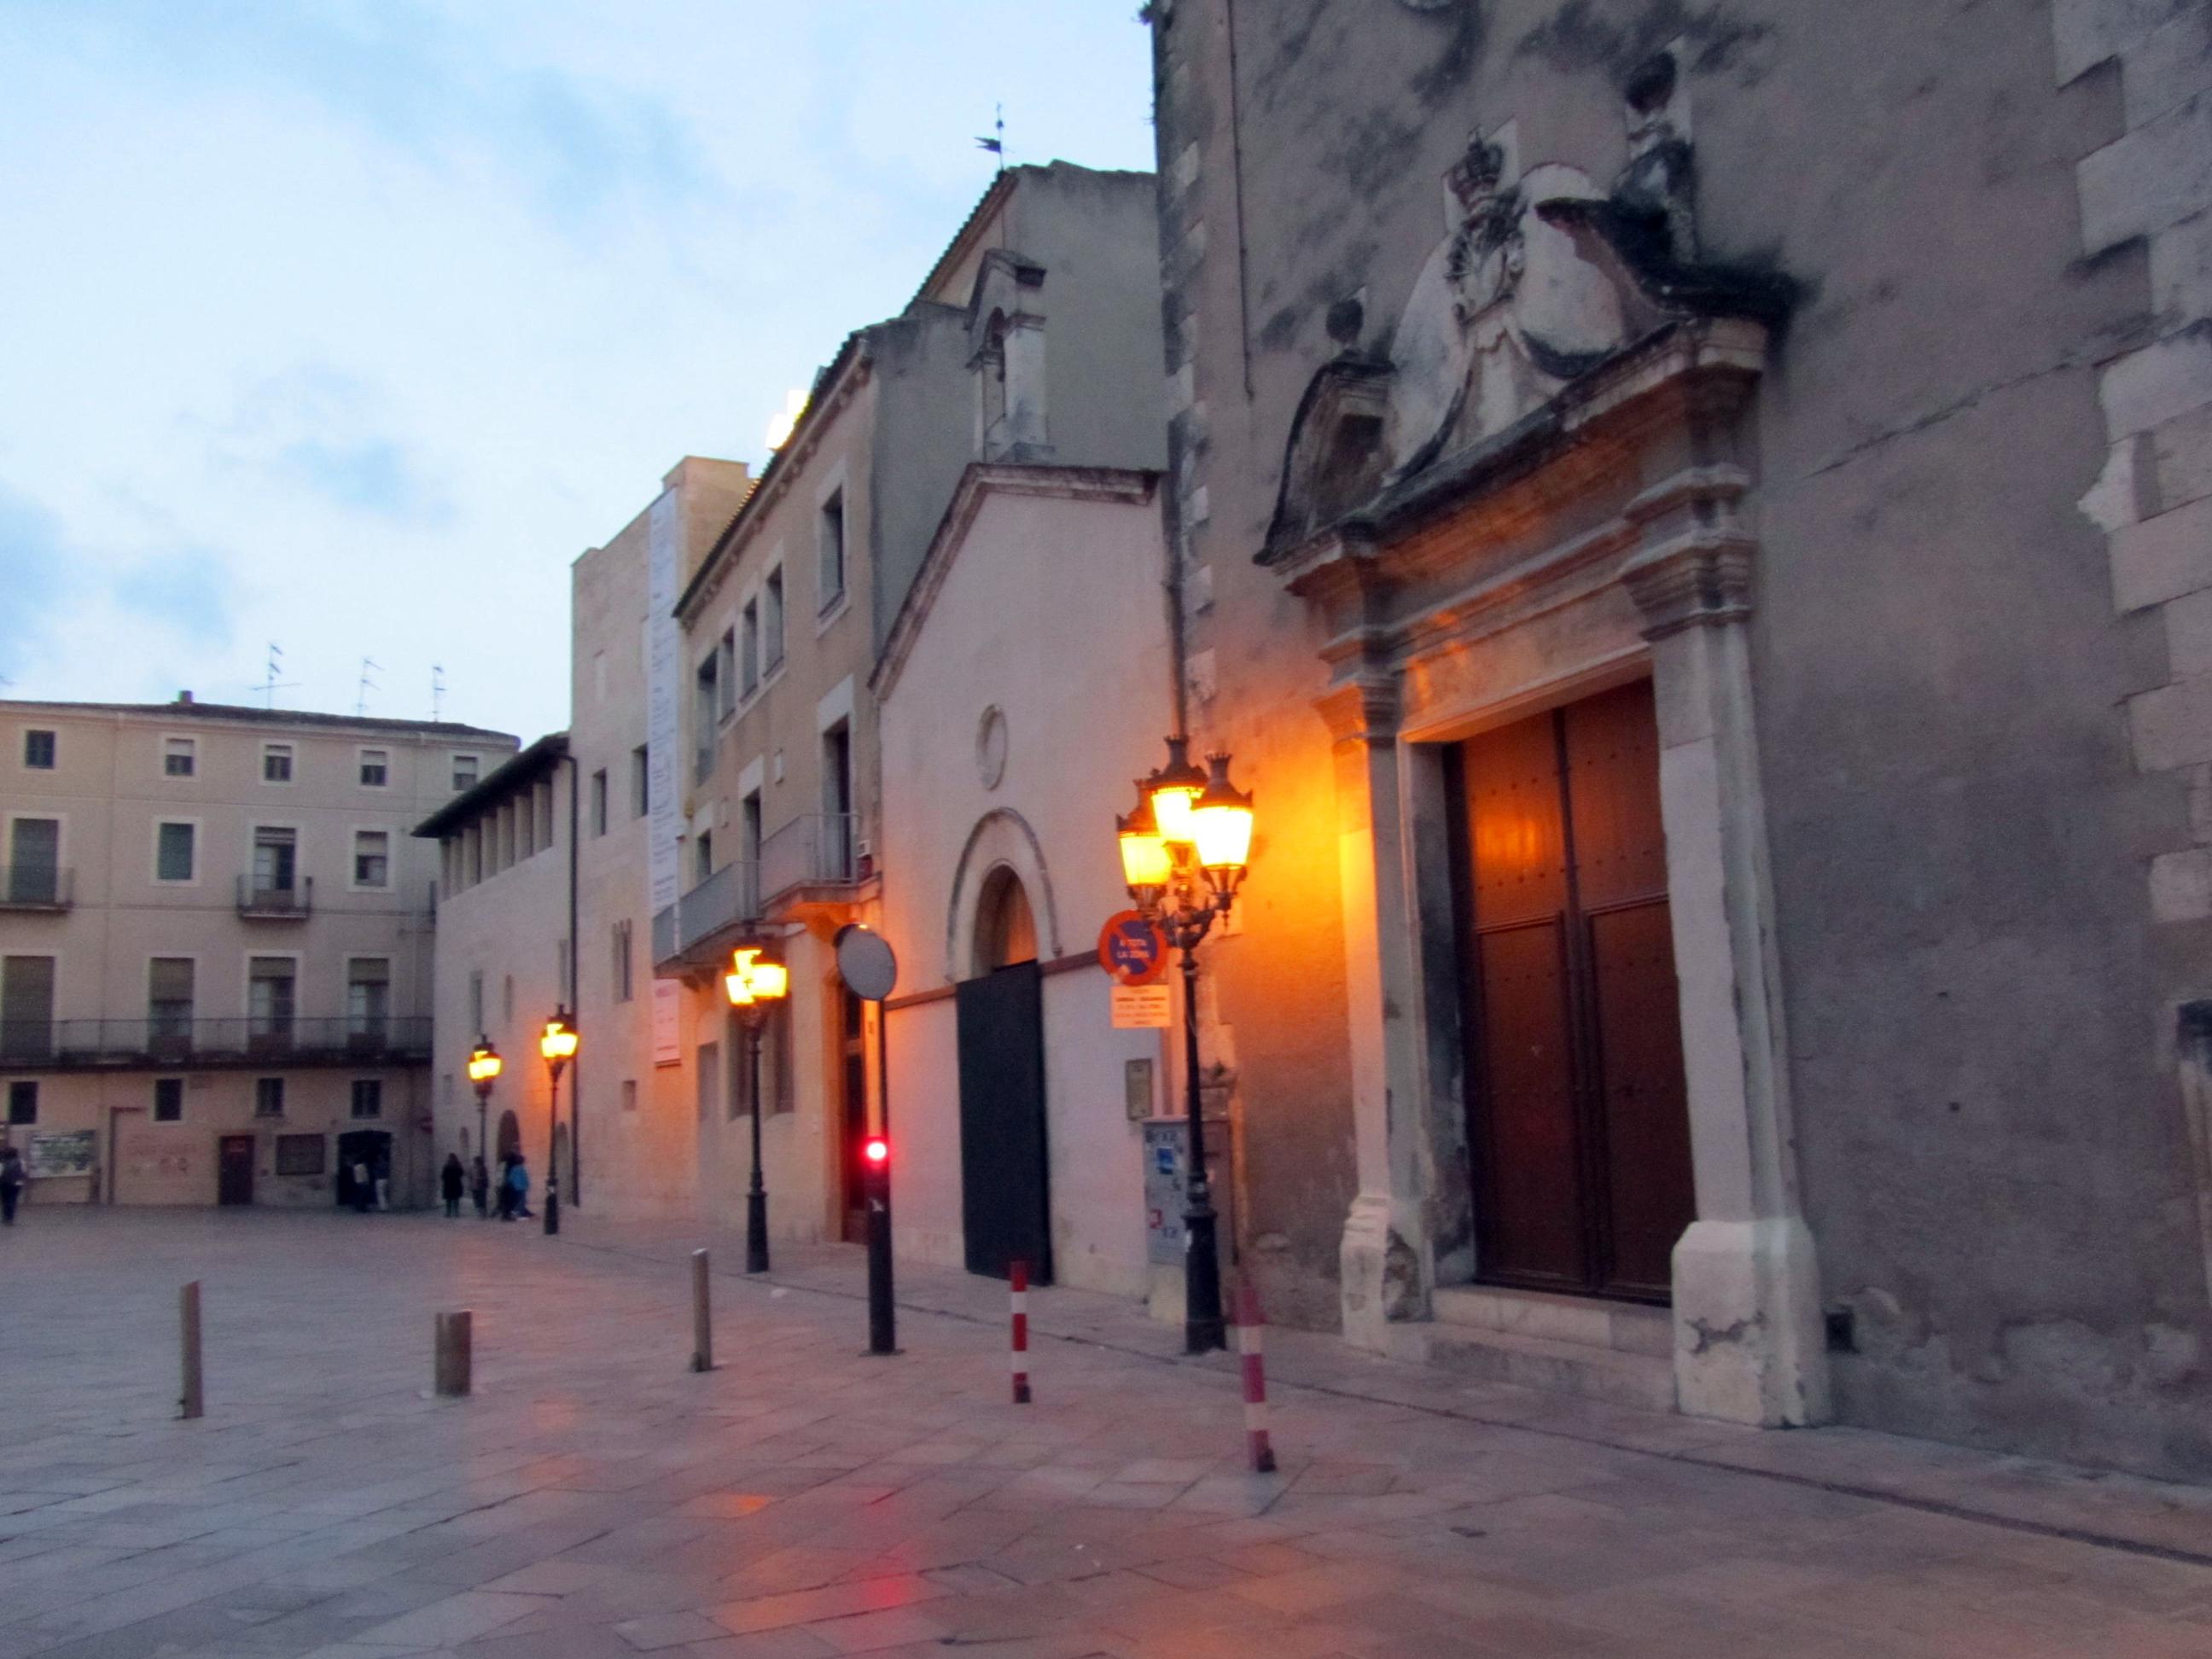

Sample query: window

[148,958,195,1045]
[23,729,55,770]
[468,969,485,1033]
[7,818,61,905]
[248,958,295,1044]
[819,489,846,610]
[163,736,195,777]
[155,821,195,882]
[502,974,514,1023]
[153,1077,183,1122]
[591,769,608,836]
[694,657,720,783]
[262,742,293,783]
[251,826,298,898]
[741,600,760,696]
[764,568,785,672]
[620,1079,637,1114]
[352,830,390,888]
[717,629,737,719]
[255,1077,285,1118]
[631,745,649,818]
[734,998,795,1117]
[696,830,713,884]
[6,1080,35,1125]
[742,790,762,866]
[346,958,390,1039]
[612,918,633,1003]
[275,1132,323,1175]
[451,753,480,791]
[351,1079,383,1120]
[1,956,55,1062]
[358,748,388,787]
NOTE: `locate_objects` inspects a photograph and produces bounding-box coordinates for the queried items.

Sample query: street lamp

[466,1036,501,1205]
[725,942,790,1274]
[1117,735,1254,1353]
[538,1010,577,1236]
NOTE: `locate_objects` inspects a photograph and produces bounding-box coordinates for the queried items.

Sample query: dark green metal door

[955,961,1051,1283]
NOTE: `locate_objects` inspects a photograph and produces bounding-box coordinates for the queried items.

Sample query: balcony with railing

[650,859,761,974]
[0,1016,433,1070]
[760,812,866,919]
[236,873,313,919]
[0,864,73,911]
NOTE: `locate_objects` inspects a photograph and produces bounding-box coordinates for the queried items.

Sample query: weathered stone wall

[1149,0,2212,1474]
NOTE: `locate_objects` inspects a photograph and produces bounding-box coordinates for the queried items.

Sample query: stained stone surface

[3,1208,2210,1657]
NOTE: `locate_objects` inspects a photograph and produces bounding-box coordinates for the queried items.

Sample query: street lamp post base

[544,1190,560,1237]
[1184,1205,1226,1354]
[746,1188,770,1275]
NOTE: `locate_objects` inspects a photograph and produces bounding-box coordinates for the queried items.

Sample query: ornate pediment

[1261,52,1793,572]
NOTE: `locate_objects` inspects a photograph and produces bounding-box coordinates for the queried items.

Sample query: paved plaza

[4,1211,2212,1657]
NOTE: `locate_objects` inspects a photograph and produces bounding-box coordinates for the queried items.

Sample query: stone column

[1623,469,1831,1427]
[1324,673,1434,1350]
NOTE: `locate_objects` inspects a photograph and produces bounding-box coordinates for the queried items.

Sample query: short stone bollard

[434,1310,473,1398]
[178,1281,204,1421]
[690,1249,713,1373]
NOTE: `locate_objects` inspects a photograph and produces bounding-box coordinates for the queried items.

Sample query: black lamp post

[725,943,789,1274]
[539,1010,576,1236]
[467,1035,501,1210]
[1118,735,1254,1354]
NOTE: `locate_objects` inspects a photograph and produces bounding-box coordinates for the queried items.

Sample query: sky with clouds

[0,2,1157,740]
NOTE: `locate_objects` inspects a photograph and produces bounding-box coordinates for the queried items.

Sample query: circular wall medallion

[976,706,1008,790]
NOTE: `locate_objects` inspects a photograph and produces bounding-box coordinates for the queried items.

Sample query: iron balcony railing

[651,859,760,968]
[236,874,313,918]
[0,864,73,911]
[0,1016,433,1069]
[760,813,859,903]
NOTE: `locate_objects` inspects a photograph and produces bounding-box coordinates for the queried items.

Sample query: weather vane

[976,103,1006,173]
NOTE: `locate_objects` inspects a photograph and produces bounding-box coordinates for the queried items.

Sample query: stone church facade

[1145,0,2212,1477]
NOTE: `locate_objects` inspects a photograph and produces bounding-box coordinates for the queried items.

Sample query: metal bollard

[178,1281,203,1420]
[1010,1258,1032,1404]
[690,1249,713,1373]
[434,1310,473,1398]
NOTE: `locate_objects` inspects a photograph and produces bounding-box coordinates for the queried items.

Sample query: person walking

[508,1154,532,1220]
[469,1154,490,1219]
[351,1155,373,1214]
[495,1153,515,1221]
[440,1153,465,1219]
[0,1143,24,1226]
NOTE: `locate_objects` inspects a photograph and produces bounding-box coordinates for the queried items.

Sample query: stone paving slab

[1,1208,2209,1657]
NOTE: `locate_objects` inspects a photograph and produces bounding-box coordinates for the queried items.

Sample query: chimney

[177,690,194,704]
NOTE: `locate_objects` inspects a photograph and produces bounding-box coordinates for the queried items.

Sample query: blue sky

[0,2,1157,738]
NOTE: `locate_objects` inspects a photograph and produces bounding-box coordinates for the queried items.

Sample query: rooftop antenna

[254,643,299,709]
[430,664,445,723]
[975,102,1006,173]
[355,656,381,718]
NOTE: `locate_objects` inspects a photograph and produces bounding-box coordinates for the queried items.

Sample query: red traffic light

[863,1136,889,1166]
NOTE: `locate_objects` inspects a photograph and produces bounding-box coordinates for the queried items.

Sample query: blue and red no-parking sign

[1097,911,1169,987]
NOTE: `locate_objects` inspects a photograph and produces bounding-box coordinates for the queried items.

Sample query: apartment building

[658,163,1165,1248]
[0,696,515,1207]
[418,456,754,1220]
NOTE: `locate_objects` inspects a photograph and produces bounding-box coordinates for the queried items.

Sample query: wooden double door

[1451,680,1696,1304]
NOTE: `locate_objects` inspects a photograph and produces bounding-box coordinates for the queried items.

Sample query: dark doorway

[956,959,1051,1283]
[838,986,870,1243]
[218,1135,255,1206]
[495,1109,521,1161]
[335,1129,393,1209]
[1450,678,1695,1303]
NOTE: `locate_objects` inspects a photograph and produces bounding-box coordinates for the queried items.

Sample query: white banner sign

[653,979,682,1067]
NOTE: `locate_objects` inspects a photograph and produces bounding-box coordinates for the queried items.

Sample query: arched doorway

[495,1109,521,1162]
[955,864,1051,1283]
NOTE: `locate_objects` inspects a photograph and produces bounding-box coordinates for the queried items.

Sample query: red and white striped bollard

[1237,1278,1277,1473]
[1010,1258,1033,1404]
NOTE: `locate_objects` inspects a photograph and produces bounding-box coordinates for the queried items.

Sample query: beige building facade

[656,163,1167,1250]
[0,696,514,1208]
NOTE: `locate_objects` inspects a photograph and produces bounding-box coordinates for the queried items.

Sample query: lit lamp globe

[725,946,789,1010]
[466,1039,502,1094]
[1191,753,1255,900]
[1146,735,1209,850]
[1117,783,1172,911]
[539,1013,578,1072]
